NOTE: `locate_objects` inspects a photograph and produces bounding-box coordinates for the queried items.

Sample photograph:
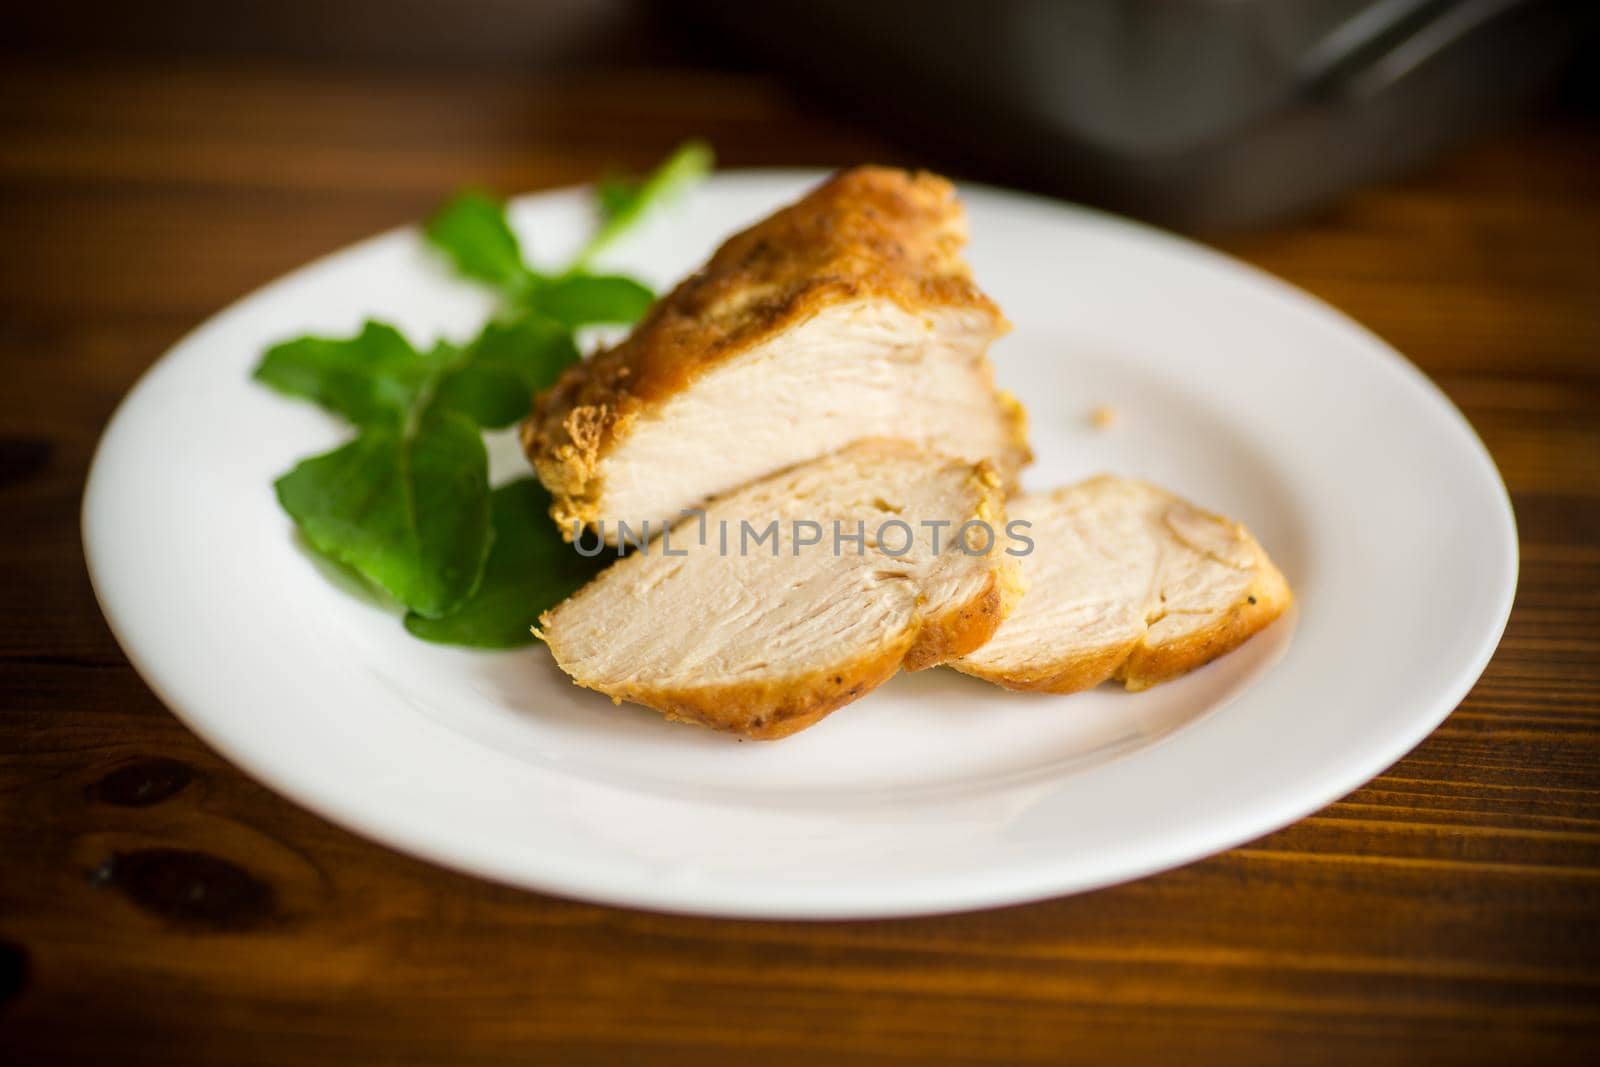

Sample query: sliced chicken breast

[954,476,1291,693]
[538,440,1022,739]
[522,165,1029,543]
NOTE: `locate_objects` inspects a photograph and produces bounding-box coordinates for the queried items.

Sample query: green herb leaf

[253,321,444,427]
[426,191,536,295]
[576,140,713,268]
[594,177,637,225]
[405,478,605,647]
[261,145,717,646]
[429,313,581,428]
[274,412,492,618]
[528,272,655,327]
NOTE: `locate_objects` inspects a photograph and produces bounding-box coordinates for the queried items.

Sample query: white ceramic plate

[83,172,1516,918]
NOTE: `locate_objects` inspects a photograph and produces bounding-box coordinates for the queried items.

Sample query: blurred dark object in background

[3,0,1594,232]
[0,0,673,70]
[679,0,1595,231]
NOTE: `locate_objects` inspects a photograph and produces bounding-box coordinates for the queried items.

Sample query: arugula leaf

[274,412,491,618]
[594,177,636,226]
[405,478,604,648]
[426,191,536,295]
[576,141,713,268]
[425,189,656,327]
[254,321,445,427]
[530,273,655,327]
[260,144,716,645]
[429,314,580,428]
[426,193,653,326]
[426,144,710,323]
[256,310,573,616]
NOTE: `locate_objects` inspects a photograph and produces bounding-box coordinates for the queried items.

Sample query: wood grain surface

[2,53,1598,1067]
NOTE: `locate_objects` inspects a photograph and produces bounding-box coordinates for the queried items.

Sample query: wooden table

[2,57,1598,1066]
